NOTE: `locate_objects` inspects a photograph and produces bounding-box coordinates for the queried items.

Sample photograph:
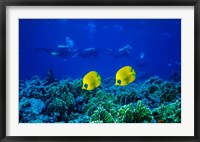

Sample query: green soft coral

[83,90,117,116]
[115,103,135,123]
[153,100,181,123]
[115,100,153,123]
[45,80,75,108]
[90,106,114,123]
[115,90,137,105]
[133,100,153,123]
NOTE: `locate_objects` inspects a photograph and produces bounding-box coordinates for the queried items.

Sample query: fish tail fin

[95,80,101,87]
[128,74,136,83]
[95,74,101,87]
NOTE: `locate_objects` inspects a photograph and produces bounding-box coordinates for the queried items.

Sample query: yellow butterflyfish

[115,66,136,86]
[82,71,101,90]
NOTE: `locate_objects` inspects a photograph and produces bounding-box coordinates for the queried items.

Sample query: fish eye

[84,84,88,89]
[117,80,121,85]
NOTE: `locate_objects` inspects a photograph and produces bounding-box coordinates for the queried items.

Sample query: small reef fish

[157,119,165,123]
[82,71,101,90]
[115,66,136,86]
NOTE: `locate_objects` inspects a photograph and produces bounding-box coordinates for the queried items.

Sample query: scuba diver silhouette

[106,44,132,57]
[136,52,147,68]
[77,47,98,58]
[34,37,133,59]
[34,37,79,59]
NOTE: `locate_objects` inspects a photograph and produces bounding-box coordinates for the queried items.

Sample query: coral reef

[19,70,181,123]
[152,100,181,123]
[91,106,114,123]
[19,97,46,122]
[115,100,153,123]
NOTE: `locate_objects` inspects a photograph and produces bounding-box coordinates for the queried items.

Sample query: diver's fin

[71,48,79,52]
[106,48,116,56]
[51,52,59,56]
[57,45,66,48]
[106,48,113,52]
[72,53,79,58]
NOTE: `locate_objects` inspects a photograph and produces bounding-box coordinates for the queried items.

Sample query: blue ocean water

[19,19,181,81]
[19,19,181,123]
